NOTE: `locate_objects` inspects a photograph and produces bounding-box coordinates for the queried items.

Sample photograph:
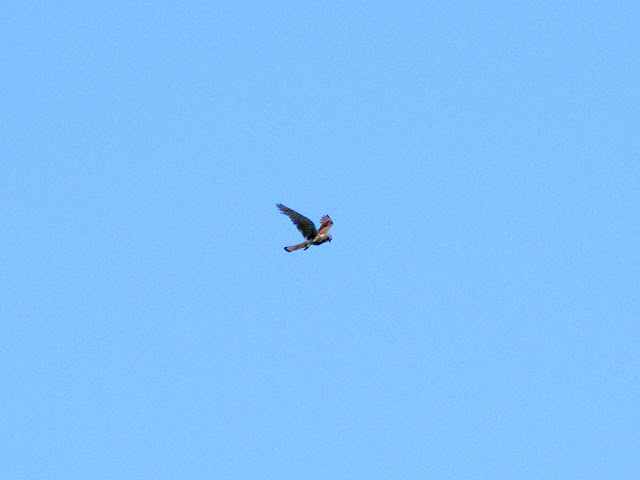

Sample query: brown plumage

[277,204,333,252]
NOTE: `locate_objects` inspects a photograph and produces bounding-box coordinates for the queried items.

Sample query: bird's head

[327,235,332,242]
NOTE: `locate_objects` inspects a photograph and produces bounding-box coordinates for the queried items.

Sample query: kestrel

[277,204,333,252]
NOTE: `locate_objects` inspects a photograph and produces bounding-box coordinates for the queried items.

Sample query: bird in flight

[277,204,333,252]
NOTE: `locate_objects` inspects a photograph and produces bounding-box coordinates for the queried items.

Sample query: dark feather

[277,204,317,240]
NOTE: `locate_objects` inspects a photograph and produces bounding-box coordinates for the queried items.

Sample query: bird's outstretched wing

[277,204,317,240]
[317,215,333,235]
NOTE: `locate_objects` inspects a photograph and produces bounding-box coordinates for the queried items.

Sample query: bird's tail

[284,242,308,252]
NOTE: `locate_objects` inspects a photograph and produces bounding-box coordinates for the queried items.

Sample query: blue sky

[2,2,639,478]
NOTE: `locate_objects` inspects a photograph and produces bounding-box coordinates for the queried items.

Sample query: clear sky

[2,2,638,478]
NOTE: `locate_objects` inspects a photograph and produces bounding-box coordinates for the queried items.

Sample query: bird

[277,204,333,252]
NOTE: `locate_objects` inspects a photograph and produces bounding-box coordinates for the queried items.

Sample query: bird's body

[277,204,333,252]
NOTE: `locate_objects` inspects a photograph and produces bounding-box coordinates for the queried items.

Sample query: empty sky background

[2,2,639,478]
